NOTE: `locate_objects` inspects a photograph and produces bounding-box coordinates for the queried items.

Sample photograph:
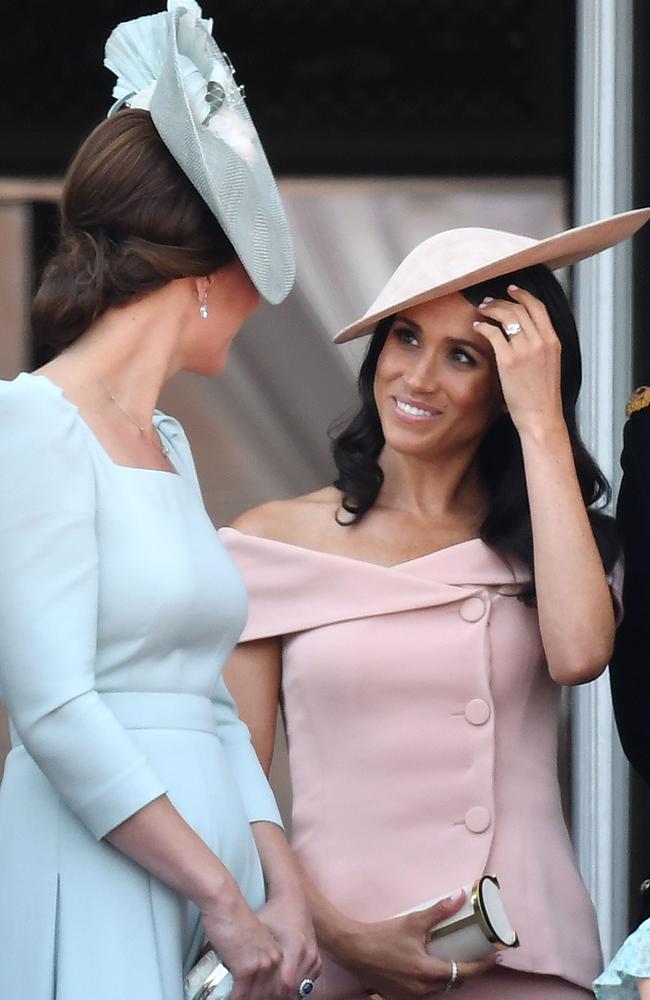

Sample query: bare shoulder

[230,486,343,547]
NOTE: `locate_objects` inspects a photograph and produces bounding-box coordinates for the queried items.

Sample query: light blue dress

[594,920,650,998]
[0,372,281,1000]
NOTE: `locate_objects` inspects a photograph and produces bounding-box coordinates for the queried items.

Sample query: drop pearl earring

[199,297,209,320]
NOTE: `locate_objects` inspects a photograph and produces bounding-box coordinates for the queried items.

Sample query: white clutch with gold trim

[397,874,519,962]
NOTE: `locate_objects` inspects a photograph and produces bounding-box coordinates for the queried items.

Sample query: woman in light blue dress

[0,5,320,999]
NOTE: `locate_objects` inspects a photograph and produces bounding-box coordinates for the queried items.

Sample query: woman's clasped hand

[194,822,321,999]
[200,888,320,1000]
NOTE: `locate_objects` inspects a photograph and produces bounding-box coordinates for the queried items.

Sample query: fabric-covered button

[459,597,486,622]
[465,699,491,726]
[465,806,491,833]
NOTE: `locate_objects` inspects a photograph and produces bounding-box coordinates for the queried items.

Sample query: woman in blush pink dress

[220,212,649,1000]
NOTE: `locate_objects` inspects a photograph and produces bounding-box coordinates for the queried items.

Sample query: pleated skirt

[0,693,266,1000]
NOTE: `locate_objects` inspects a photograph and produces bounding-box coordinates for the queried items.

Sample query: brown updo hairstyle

[32,109,237,351]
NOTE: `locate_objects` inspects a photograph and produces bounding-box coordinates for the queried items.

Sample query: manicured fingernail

[477,302,487,309]
[447,889,465,903]
[472,321,481,328]
[482,296,494,303]
[508,284,519,291]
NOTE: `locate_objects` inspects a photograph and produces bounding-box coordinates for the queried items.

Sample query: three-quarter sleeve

[211,675,283,827]
[0,376,167,839]
[611,405,650,787]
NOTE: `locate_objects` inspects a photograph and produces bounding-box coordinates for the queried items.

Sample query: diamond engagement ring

[504,321,523,338]
[444,960,460,992]
[298,979,315,997]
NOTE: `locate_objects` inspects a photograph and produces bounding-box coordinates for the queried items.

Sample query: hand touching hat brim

[334,207,650,343]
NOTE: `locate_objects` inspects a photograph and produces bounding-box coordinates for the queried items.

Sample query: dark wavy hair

[32,109,237,351]
[331,264,619,601]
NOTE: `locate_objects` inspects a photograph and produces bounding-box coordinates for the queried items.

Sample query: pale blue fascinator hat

[104,0,295,304]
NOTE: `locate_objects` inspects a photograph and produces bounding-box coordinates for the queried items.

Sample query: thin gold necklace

[97,376,169,457]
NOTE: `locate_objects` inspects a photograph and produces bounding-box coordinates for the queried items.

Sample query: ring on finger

[444,959,460,992]
[503,321,523,339]
[298,978,315,997]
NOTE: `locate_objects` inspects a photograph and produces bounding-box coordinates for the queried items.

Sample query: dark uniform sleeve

[611,402,650,787]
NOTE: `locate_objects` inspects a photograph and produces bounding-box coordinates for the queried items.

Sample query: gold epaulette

[627,386,650,416]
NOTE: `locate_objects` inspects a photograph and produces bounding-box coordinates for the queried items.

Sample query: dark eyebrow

[392,315,422,332]
[392,316,493,361]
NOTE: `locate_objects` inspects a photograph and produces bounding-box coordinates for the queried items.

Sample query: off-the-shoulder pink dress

[220,527,601,999]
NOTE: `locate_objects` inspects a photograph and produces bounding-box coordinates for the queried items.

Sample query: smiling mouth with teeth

[393,397,440,419]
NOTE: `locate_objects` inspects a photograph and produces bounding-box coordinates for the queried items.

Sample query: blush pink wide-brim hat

[334,207,650,344]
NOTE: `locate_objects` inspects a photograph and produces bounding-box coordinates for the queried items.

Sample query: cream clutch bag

[184,950,233,1000]
[396,874,519,962]
[184,874,517,996]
